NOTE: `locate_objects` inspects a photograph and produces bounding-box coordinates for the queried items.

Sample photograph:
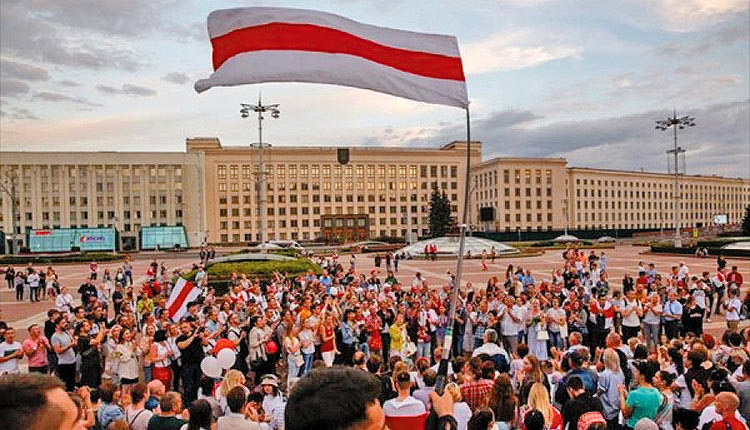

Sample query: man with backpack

[471,329,510,374]
[562,376,604,430]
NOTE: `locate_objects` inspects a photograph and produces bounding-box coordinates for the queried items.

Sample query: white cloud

[643,0,747,31]
[462,31,583,74]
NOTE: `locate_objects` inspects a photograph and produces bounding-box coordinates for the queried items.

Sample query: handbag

[294,352,304,368]
[265,340,278,355]
[401,341,417,357]
[537,329,549,341]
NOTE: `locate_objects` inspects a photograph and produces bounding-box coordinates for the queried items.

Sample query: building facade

[471,157,750,233]
[471,158,569,232]
[189,138,481,243]
[0,152,203,250]
[1,139,747,251]
[566,167,749,231]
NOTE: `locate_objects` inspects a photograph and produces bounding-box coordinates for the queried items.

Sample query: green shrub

[185,258,321,282]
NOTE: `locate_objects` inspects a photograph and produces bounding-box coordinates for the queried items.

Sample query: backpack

[577,411,606,430]
[493,353,510,374]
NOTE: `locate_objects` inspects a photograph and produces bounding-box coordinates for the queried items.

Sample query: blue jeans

[417,341,431,359]
[144,365,153,382]
[287,354,301,382]
[301,352,314,375]
[549,331,564,350]
[644,323,660,350]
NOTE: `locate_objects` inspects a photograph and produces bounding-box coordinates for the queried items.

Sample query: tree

[742,205,750,236]
[428,186,454,237]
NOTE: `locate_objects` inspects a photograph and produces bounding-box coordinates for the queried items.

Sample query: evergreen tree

[428,186,453,237]
[742,205,750,236]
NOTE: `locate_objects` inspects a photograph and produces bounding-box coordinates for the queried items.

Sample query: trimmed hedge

[185,259,321,282]
[228,248,301,258]
[184,258,321,296]
[0,252,123,265]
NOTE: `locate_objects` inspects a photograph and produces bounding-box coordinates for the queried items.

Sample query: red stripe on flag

[168,281,195,318]
[211,23,466,81]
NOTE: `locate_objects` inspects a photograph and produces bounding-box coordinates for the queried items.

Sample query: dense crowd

[0,248,748,430]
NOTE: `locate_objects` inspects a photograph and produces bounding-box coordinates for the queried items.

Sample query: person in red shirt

[710,392,745,430]
[460,357,494,411]
[727,266,743,288]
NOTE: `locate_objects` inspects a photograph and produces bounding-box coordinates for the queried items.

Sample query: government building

[1,138,748,252]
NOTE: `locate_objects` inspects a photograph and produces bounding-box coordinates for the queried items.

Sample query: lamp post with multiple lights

[240,97,280,246]
[655,109,695,247]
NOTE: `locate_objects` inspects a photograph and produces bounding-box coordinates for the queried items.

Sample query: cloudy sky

[1,0,748,178]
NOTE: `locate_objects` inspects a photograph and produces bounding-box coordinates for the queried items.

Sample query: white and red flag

[166,278,201,321]
[194,7,468,108]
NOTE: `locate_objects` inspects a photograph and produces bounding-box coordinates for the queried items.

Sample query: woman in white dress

[526,299,548,360]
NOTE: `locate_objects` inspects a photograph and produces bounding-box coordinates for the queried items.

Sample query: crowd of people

[0,247,748,430]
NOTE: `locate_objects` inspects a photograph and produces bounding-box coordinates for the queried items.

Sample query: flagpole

[436,104,472,393]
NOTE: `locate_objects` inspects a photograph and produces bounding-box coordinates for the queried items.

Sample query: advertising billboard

[29,228,117,252]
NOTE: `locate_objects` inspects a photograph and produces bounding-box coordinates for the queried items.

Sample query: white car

[267,240,304,250]
[597,236,616,243]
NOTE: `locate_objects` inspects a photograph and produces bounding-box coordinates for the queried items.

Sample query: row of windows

[476,169,554,187]
[573,177,748,194]
[216,180,458,192]
[219,216,430,231]
[217,164,459,179]
[217,193,459,205]
[477,188,555,199]
[220,204,457,218]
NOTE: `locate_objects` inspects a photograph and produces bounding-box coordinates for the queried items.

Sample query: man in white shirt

[124,383,153,430]
[0,328,23,375]
[383,372,427,427]
[677,262,690,282]
[218,387,262,430]
[499,296,522,354]
[725,289,743,332]
[620,289,642,342]
[412,272,427,289]
[27,270,40,302]
[697,391,747,430]
[471,329,510,369]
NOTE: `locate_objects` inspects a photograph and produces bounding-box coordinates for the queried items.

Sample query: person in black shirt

[4,266,14,290]
[377,306,394,364]
[176,320,205,405]
[562,376,603,430]
[77,281,97,309]
[112,284,124,316]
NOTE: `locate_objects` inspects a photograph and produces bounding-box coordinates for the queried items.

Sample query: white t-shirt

[124,406,153,430]
[547,307,567,332]
[643,303,662,325]
[0,341,22,374]
[622,299,642,327]
[698,405,746,430]
[726,298,742,321]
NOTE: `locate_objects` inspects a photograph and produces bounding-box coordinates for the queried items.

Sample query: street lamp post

[240,96,280,246]
[0,171,19,255]
[655,110,695,248]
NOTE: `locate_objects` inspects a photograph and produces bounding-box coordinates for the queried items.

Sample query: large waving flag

[166,278,201,321]
[194,7,468,108]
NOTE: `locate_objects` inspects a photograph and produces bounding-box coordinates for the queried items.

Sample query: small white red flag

[166,278,201,321]
[195,7,468,108]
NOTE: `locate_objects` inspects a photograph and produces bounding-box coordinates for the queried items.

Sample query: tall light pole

[655,109,695,248]
[0,171,19,255]
[240,96,280,246]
